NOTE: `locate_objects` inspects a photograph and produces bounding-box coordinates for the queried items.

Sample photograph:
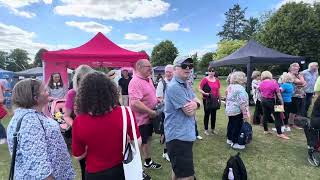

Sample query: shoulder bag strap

[126,106,141,155]
[121,106,127,155]
[8,112,32,180]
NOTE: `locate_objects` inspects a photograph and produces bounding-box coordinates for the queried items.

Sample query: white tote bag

[121,106,143,180]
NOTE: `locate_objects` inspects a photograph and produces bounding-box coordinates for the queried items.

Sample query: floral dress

[7,108,75,180]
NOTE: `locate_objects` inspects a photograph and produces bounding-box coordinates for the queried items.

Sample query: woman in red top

[72,72,141,180]
[199,67,221,136]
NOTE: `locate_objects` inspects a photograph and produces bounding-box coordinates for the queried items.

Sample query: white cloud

[276,0,320,9]
[124,33,148,41]
[65,21,112,34]
[0,22,70,59]
[160,22,190,32]
[54,0,170,21]
[0,0,52,18]
[119,42,154,52]
[11,8,36,18]
[189,43,218,57]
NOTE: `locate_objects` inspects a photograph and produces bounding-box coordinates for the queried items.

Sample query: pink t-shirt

[128,74,157,126]
[65,89,76,111]
[259,79,280,99]
[199,77,220,98]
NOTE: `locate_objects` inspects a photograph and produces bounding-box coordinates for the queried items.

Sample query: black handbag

[9,113,45,180]
[202,81,220,110]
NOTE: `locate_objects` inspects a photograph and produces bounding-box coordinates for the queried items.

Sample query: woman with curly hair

[72,72,141,180]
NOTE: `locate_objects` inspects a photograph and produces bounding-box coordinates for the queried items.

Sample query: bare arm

[131,100,156,118]
[63,108,74,126]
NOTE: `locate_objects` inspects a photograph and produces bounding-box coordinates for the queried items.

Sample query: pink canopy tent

[42,32,148,86]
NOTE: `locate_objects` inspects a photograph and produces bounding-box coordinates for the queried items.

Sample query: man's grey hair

[308,62,318,70]
[165,64,174,72]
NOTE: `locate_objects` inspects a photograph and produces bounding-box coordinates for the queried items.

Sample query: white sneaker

[204,130,210,136]
[227,139,233,145]
[196,135,203,140]
[285,126,291,132]
[162,153,170,162]
[232,143,245,150]
[0,138,6,144]
[272,127,285,133]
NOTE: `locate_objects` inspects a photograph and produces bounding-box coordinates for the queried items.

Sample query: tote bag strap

[126,106,141,156]
[121,106,127,155]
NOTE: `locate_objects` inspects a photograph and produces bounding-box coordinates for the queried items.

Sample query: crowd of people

[0,56,319,180]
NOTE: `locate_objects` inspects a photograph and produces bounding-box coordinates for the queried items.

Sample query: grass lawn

[1,79,320,179]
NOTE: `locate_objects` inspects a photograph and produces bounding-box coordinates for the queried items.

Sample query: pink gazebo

[42,32,148,86]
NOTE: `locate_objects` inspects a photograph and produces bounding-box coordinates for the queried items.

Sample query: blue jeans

[0,122,6,139]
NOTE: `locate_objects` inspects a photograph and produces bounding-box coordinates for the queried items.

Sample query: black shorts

[167,140,194,178]
[139,124,153,144]
[292,97,303,115]
[86,163,125,180]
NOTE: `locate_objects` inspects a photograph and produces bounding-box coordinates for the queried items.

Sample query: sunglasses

[30,79,37,99]
[179,63,194,69]
[209,70,215,72]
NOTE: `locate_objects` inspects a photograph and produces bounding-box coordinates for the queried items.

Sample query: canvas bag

[121,106,143,180]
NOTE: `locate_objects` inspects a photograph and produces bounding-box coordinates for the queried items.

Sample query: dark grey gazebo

[209,40,305,91]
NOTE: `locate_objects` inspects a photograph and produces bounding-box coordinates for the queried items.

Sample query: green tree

[0,51,8,69]
[217,4,247,40]
[257,2,320,63]
[242,17,260,40]
[151,40,179,66]
[199,52,214,72]
[33,48,47,67]
[191,53,199,72]
[214,40,247,60]
[6,49,30,71]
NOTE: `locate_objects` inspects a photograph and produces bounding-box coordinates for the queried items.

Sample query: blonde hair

[280,72,294,83]
[309,62,318,70]
[230,71,247,84]
[289,63,300,71]
[73,65,94,90]
[251,71,261,79]
[261,71,273,80]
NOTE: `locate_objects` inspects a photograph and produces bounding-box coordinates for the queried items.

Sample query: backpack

[222,153,247,180]
[238,122,253,145]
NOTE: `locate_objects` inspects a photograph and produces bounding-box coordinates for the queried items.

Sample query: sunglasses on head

[179,63,194,69]
[30,79,37,99]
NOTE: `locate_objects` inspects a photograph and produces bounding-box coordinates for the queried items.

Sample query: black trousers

[0,121,6,139]
[86,163,125,180]
[304,93,314,117]
[203,99,217,130]
[261,99,283,134]
[253,100,263,124]
[195,121,199,136]
[227,114,243,144]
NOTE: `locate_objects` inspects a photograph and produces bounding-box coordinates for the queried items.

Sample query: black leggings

[203,99,217,130]
[253,100,263,124]
[227,114,244,144]
[261,99,283,134]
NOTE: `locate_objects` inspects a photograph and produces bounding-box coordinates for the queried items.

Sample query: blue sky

[0,0,314,60]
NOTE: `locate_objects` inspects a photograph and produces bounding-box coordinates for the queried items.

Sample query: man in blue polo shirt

[164,56,201,180]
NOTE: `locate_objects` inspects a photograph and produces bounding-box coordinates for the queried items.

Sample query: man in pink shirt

[129,59,161,179]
